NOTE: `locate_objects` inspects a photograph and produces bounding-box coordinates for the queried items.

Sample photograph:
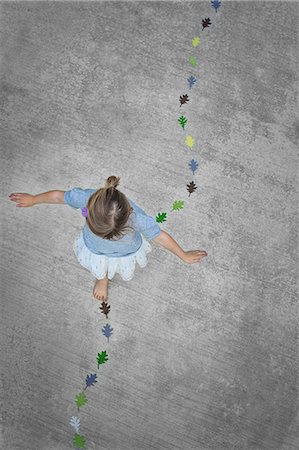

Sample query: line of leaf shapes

[70,302,112,448]
[155,33,202,224]
[181,28,205,198]
[70,14,217,446]
[70,16,217,440]
[74,11,216,442]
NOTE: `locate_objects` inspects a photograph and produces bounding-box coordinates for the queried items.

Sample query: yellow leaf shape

[192,36,200,47]
[185,135,195,149]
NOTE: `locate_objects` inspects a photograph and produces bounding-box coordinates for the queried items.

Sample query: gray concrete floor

[1,1,298,449]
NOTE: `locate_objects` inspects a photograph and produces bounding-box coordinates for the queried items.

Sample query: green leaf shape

[178,115,188,129]
[73,433,86,449]
[171,200,184,212]
[189,56,197,67]
[75,392,88,411]
[156,212,167,223]
[96,350,109,368]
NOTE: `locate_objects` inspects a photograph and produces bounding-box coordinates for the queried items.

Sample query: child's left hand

[183,250,208,264]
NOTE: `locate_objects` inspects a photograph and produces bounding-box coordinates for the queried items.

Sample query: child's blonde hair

[86,176,134,240]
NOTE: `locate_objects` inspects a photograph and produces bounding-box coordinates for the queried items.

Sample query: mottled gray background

[1,1,298,449]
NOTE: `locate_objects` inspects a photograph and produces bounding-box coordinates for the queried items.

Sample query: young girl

[9,175,208,302]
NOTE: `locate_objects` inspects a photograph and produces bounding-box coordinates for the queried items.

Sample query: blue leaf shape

[70,415,80,433]
[211,0,221,12]
[102,323,113,342]
[85,373,98,388]
[187,75,197,90]
[189,159,199,175]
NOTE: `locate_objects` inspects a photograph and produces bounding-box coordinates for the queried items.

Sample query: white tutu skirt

[73,231,152,281]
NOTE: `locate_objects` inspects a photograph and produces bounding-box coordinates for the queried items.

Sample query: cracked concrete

[1,1,298,449]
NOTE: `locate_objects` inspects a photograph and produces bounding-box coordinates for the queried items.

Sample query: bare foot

[93,275,109,302]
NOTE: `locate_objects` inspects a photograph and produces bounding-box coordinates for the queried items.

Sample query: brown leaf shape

[179,94,189,106]
[186,181,198,197]
[202,17,211,30]
[99,301,111,318]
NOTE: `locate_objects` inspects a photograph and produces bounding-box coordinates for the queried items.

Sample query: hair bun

[105,176,120,190]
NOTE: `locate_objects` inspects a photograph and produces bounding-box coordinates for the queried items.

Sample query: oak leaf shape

[187,181,198,197]
[179,94,189,106]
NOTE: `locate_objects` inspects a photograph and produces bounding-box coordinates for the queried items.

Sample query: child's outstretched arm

[153,230,207,265]
[8,190,65,207]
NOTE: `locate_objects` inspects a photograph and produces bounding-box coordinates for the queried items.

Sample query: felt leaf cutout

[156,212,167,223]
[102,323,113,342]
[179,94,189,107]
[185,135,195,149]
[211,0,221,12]
[96,350,109,369]
[189,159,199,175]
[70,416,80,433]
[192,36,200,47]
[75,392,87,412]
[81,207,88,218]
[171,200,184,212]
[99,301,110,318]
[202,17,211,30]
[189,56,197,67]
[84,373,98,390]
[73,433,86,449]
[188,75,197,89]
[187,181,198,197]
[178,115,188,129]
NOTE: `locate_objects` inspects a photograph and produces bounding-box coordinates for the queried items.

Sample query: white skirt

[73,231,152,281]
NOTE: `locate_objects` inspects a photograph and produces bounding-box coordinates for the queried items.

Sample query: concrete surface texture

[1,1,298,449]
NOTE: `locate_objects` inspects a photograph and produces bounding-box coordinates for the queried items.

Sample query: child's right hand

[8,193,35,207]
[183,250,208,264]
